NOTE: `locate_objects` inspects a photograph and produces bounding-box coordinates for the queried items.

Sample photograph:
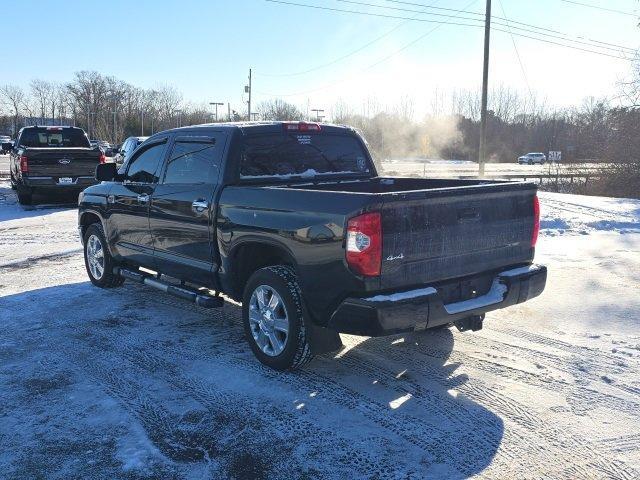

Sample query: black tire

[17,189,32,205]
[83,223,125,288]
[242,266,314,371]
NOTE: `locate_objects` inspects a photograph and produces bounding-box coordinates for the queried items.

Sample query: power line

[257,0,480,97]
[337,0,636,54]
[264,0,485,28]
[336,0,485,24]
[497,0,533,101]
[256,0,444,77]
[265,0,633,60]
[559,0,638,17]
[382,0,637,53]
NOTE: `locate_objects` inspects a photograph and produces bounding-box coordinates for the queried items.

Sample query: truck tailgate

[379,184,537,289]
[25,148,100,177]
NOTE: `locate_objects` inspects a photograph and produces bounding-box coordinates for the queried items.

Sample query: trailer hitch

[454,314,484,332]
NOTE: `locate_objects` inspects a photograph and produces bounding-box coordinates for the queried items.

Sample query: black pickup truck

[8,126,105,205]
[78,121,546,370]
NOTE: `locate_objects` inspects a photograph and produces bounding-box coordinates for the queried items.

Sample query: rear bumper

[21,176,97,189]
[328,264,547,336]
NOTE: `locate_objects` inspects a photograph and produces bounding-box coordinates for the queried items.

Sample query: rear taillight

[346,212,382,277]
[99,153,106,164]
[283,122,322,133]
[532,195,540,247]
[19,155,28,173]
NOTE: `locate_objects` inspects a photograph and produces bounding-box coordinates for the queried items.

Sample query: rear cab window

[19,127,90,148]
[240,131,371,179]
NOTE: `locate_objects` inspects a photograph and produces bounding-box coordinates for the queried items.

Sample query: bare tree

[257,99,303,121]
[0,84,26,135]
[30,79,56,122]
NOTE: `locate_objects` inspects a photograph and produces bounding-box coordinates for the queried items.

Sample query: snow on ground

[540,191,640,237]
[0,182,80,266]
[1,180,639,479]
[380,159,602,177]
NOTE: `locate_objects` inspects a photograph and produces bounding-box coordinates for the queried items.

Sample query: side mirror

[95,162,118,182]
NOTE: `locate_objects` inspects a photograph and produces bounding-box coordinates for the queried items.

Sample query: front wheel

[242,266,314,371]
[83,223,125,288]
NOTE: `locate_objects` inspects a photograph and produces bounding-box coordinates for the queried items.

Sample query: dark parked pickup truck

[9,126,105,205]
[78,121,546,370]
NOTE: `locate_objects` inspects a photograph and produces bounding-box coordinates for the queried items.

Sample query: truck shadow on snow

[1,281,504,479]
[0,183,78,222]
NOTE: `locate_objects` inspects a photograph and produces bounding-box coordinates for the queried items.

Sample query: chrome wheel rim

[86,234,105,280]
[248,285,289,357]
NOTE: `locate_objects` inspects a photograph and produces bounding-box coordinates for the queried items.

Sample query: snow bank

[539,192,640,237]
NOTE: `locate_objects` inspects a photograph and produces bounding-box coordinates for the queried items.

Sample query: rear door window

[163,139,222,184]
[240,133,371,178]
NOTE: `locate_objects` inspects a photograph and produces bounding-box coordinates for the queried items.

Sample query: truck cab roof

[148,121,356,138]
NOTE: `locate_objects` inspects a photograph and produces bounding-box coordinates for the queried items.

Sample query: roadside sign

[549,151,562,162]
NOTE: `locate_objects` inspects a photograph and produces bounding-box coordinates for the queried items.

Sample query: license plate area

[58,177,73,184]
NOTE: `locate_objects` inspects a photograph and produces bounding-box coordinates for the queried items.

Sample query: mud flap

[307,321,344,356]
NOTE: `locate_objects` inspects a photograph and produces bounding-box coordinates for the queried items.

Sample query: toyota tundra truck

[78,121,546,371]
[9,125,105,205]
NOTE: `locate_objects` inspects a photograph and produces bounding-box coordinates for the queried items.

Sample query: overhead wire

[264,0,634,60]
[497,0,533,101]
[558,0,638,17]
[256,0,444,77]
[381,0,637,53]
[256,0,480,96]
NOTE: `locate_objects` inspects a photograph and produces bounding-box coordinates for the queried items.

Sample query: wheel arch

[226,239,298,301]
[79,210,105,240]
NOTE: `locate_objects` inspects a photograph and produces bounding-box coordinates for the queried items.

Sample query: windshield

[240,133,371,178]
[20,128,90,148]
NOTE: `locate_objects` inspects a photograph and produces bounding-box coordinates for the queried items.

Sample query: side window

[125,142,166,183]
[163,140,221,184]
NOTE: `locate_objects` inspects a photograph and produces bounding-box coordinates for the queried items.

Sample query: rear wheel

[242,266,313,371]
[83,223,124,288]
[17,188,32,205]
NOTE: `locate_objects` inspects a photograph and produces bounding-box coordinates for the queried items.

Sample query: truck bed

[274,176,538,290]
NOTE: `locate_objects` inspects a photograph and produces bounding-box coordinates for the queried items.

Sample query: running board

[114,267,224,308]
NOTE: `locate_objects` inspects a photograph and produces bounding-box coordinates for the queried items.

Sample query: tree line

[0,71,245,144]
[1,71,639,168]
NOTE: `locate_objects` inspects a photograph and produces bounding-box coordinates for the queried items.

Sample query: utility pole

[111,110,117,144]
[478,0,491,177]
[246,68,252,121]
[141,111,144,136]
[227,103,231,121]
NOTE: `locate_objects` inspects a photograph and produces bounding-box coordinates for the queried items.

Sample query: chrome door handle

[192,199,209,213]
[137,194,149,203]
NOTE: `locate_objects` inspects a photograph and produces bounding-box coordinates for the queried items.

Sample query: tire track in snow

[89,288,640,480]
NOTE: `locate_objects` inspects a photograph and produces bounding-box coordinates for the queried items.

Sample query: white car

[518,152,546,165]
